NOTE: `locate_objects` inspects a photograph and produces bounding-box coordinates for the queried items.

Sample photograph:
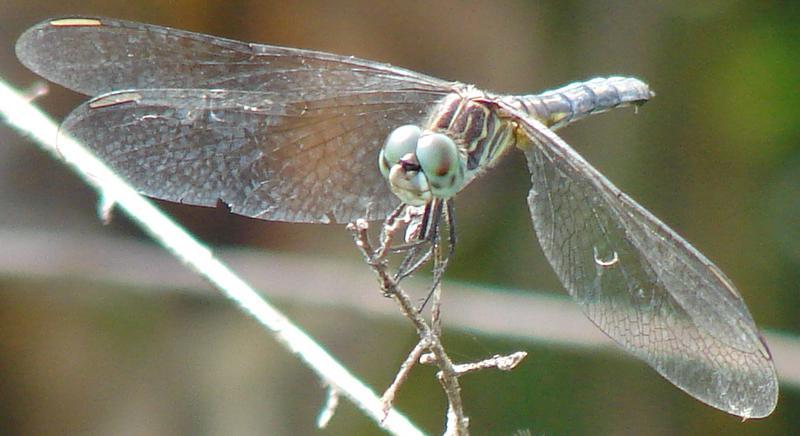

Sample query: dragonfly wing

[507,105,778,418]
[16,17,453,97]
[63,88,444,223]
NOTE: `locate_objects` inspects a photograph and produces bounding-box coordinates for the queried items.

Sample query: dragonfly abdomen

[505,76,654,131]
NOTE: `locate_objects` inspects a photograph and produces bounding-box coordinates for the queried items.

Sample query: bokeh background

[1,1,798,435]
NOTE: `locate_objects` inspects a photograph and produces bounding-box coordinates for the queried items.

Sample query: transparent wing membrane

[509,105,778,418]
[15,17,452,97]
[62,88,445,223]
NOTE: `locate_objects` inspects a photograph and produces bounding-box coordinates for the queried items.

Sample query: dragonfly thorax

[379,89,518,206]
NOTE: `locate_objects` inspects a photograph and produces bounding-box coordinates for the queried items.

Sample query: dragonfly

[16,17,778,418]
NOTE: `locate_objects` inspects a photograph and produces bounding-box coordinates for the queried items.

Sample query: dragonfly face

[379,124,465,205]
[15,17,778,418]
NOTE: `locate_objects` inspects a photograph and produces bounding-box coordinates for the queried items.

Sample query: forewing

[62,88,443,223]
[509,107,778,418]
[16,17,452,97]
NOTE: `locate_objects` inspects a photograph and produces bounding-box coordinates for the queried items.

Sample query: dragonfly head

[379,125,466,205]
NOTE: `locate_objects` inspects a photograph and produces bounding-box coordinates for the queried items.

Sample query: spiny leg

[384,204,433,254]
[394,200,442,282]
[380,199,457,310]
[371,202,411,261]
[365,201,432,282]
[417,199,457,312]
[433,200,457,286]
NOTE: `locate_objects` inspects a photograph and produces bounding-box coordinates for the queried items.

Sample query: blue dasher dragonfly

[16,17,778,418]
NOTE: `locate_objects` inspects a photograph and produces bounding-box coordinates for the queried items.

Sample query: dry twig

[348,210,528,435]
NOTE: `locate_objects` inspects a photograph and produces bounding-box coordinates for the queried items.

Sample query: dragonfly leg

[446,199,457,261]
[371,202,429,262]
[375,198,456,308]
[370,203,409,262]
[417,200,456,312]
[433,200,457,282]
[394,201,442,282]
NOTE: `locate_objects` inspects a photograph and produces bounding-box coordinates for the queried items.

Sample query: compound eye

[415,133,465,198]
[379,125,422,179]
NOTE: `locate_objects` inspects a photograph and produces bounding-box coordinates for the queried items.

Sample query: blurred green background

[0,1,798,435]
